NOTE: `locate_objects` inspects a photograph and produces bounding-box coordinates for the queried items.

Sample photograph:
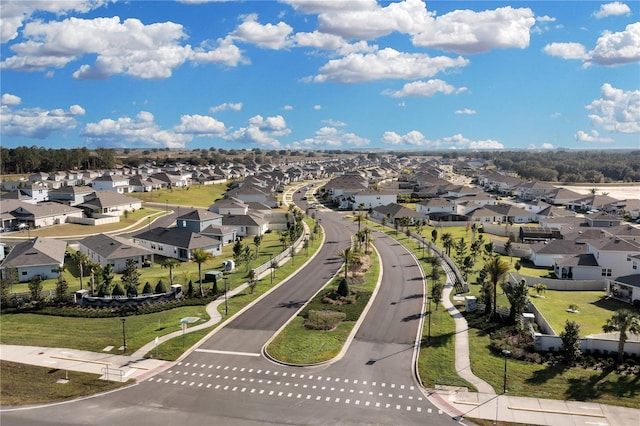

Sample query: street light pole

[120,317,127,353]
[223,277,228,316]
[502,349,511,393]
[270,255,274,285]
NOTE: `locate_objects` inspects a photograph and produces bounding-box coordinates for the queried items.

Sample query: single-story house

[133,228,222,261]
[0,237,67,282]
[78,191,142,216]
[78,233,153,273]
[221,213,269,237]
[371,203,424,225]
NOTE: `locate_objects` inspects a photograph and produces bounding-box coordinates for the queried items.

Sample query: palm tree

[355,213,364,233]
[441,232,454,256]
[485,256,511,318]
[71,250,89,290]
[337,247,356,281]
[603,309,640,364]
[191,248,214,297]
[161,257,182,286]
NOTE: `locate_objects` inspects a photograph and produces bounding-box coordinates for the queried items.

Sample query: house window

[601,268,612,277]
[22,271,27,276]
[633,261,638,270]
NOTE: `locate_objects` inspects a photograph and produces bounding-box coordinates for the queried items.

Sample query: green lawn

[128,183,229,208]
[530,291,629,335]
[0,361,129,406]
[266,243,380,364]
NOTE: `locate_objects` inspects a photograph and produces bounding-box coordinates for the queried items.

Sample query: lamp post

[502,349,511,393]
[120,317,127,353]
[270,255,274,285]
[223,276,228,316]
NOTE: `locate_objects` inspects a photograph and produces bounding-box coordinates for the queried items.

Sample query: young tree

[121,258,141,295]
[55,279,69,303]
[102,264,115,289]
[247,270,258,294]
[337,247,355,281]
[431,281,444,310]
[533,283,547,297]
[28,275,43,302]
[186,280,194,298]
[603,309,640,364]
[233,240,244,267]
[337,277,350,297]
[560,320,582,366]
[504,240,513,264]
[160,257,181,286]
[454,237,467,265]
[191,248,214,297]
[431,228,438,244]
[253,235,262,259]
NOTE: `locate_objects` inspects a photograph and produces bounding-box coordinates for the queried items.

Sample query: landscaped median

[265,243,381,365]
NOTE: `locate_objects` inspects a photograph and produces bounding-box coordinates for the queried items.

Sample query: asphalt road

[1,201,457,426]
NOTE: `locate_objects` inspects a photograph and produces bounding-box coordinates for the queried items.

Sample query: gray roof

[79,233,152,260]
[79,191,141,209]
[556,253,599,267]
[1,237,66,268]
[178,208,222,221]
[530,240,589,255]
[134,228,220,249]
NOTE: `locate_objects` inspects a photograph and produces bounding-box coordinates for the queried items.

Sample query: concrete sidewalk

[422,256,640,425]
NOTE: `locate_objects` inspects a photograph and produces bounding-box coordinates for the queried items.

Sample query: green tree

[142,281,153,295]
[191,248,214,297]
[247,270,258,294]
[233,240,244,267]
[337,247,356,281]
[431,229,438,243]
[155,279,167,294]
[560,320,582,366]
[602,309,640,364]
[441,232,454,256]
[504,240,513,264]
[111,283,125,297]
[102,264,115,288]
[121,258,141,295]
[253,235,262,259]
[337,277,350,297]
[503,279,529,326]
[533,283,547,297]
[71,250,89,290]
[279,230,289,249]
[160,257,181,286]
[485,256,511,318]
[431,281,444,310]
[28,275,43,302]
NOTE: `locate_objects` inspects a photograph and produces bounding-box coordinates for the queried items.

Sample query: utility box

[222,260,235,272]
[465,296,477,312]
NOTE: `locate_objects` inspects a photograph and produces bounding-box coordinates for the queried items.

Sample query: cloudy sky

[1,0,638,151]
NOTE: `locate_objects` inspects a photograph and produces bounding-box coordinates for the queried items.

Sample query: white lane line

[195,349,260,357]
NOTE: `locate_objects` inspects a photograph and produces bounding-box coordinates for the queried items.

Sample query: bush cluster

[304,310,347,330]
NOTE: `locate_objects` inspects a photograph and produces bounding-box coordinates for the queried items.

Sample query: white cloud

[1,102,85,139]
[550,112,561,119]
[313,105,322,110]
[382,130,504,149]
[593,2,631,19]
[384,79,467,98]
[1,16,245,78]
[411,6,536,54]
[586,83,640,133]
[543,42,588,60]
[293,126,370,149]
[322,119,346,127]
[0,0,109,43]
[209,102,243,113]
[544,23,640,66]
[284,0,377,15]
[455,108,476,115]
[541,143,555,149]
[292,31,376,55]
[81,111,191,148]
[588,22,640,66]
[311,48,469,83]
[231,14,293,49]
[574,130,614,143]
[226,114,291,148]
[173,114,226,136]
[283,105,294,111]
[1,93,22,106]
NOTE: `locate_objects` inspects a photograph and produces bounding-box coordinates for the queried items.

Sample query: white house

[79,233,153,273]
[353,189,397,210]
[0,237,67,282]
[416,198,456,216]
[133,228,222,261]
[91,174,132,194]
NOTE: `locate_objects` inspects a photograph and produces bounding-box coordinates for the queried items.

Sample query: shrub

[155,280,167,294]
[111,283,125,297]
[142,282,153,295]
[337,278,349,297]
[304,310,347,330]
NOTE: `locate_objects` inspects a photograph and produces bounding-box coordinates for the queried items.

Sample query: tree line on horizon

[1,145,638,183]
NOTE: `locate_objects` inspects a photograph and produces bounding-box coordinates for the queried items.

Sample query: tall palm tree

[191,248,214,297]
[161,257,182,286]
[71,250,89,290]
[486,256,511,317]
[603,309,640,364]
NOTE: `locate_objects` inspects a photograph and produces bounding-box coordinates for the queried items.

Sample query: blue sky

[1,0,638,151]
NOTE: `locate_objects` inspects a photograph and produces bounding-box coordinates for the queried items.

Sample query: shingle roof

[134,228,220,249]
[0,237,66,268]
[79,233,152,260]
